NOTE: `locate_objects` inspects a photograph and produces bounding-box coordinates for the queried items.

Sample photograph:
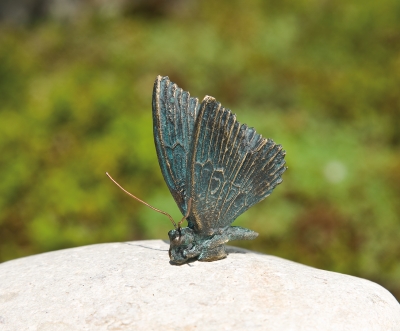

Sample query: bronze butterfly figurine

[107,75,287,264]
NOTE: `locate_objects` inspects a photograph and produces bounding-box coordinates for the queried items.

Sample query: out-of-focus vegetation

[0,0,399,300]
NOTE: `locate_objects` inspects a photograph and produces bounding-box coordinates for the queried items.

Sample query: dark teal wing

[152,76,200,215]
[187,97,287,235]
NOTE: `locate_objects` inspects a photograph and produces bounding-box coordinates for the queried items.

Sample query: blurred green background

[0,0,399,300]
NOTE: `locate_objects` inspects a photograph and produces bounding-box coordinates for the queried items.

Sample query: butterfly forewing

[152,76,200,215]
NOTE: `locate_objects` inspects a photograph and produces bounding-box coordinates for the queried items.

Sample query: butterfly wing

[187,97,287,235]
[152,76,200,215]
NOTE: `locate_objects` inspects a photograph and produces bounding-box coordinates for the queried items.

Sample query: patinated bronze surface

[153,76,287,264]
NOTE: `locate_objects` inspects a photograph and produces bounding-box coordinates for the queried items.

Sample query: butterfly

[153,75,288,263]
[107,76,287,264]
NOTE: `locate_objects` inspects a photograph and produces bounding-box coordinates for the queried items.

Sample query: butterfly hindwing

[152,76,200,215]
[187,97,287,235]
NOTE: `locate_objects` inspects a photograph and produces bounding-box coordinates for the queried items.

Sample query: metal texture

[153,76,287,264]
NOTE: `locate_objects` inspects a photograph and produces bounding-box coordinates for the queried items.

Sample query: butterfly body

[153,76,286,264]
[168,226,258,264]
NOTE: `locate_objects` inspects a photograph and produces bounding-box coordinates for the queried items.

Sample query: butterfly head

[168,227,195,264]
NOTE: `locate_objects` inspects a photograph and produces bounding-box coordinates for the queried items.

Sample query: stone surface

[0,240,399,331]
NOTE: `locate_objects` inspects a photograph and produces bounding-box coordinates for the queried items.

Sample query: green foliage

[0,0,399,300]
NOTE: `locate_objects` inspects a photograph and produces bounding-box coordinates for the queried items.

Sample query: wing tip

[202,95,216,103]
[154,75,171,91]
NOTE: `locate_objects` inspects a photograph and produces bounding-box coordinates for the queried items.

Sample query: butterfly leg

[183,233,229,261]
[198,244,227,262]
[184,247,201,259]
[197,234,230,261]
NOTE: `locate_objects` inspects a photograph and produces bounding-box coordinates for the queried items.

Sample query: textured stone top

[0,240,399,331]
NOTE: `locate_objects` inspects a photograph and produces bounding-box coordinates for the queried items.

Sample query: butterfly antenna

[178,198,192,230]
[106,172,177,229]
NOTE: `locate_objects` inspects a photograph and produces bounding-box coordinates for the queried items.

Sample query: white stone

[0,240,399,331]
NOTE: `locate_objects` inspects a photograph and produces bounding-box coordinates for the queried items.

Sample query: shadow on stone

[123,242,168,252]
[226,246,249,254]
[169,257,198,266]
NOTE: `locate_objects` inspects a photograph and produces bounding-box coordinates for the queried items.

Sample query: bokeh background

[0,0,399,300]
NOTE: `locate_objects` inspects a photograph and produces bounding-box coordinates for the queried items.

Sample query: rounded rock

[0,240,399,330]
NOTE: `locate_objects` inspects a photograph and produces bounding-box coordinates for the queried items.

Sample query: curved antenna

[178,198,192,229]
[106,172,177,229]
